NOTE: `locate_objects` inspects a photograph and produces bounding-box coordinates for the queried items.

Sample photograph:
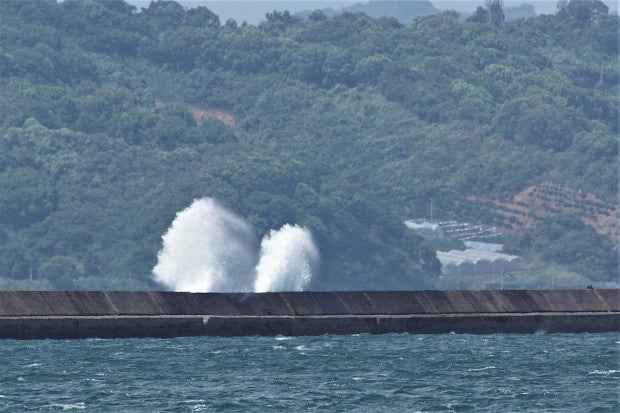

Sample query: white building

[404,220,444,240]
[436,249,526,276]
[405,219,526,276]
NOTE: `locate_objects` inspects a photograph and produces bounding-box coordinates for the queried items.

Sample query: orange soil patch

[189,107,237,129]
[467,182,618,240]
[154,100,237,129]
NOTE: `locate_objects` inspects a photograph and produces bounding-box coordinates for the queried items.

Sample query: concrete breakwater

[0,289,617,339]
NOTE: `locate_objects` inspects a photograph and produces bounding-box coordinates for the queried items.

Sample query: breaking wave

[152,198,318,293]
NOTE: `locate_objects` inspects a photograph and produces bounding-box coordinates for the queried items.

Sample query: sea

[0,333,617,412]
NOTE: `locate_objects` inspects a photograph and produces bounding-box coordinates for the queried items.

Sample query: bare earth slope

[466,182,617,240]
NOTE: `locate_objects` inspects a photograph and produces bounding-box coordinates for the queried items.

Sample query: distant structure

[404,220,444,240]
[404,219,504,243]
[436,220,504,243]
[436,249,525,276]
[405,219,525,276]
[463,241,503,252]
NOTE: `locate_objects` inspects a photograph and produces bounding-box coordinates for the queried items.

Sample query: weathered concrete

[0,290,617,339]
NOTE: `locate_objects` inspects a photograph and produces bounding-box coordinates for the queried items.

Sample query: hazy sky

[126,1,618,25]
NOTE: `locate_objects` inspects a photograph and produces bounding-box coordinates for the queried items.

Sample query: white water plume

[152,198,256,292]
[152,198,319,293]
[254,224,319,293]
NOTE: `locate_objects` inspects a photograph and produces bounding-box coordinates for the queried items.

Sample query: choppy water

[0,333,618,412]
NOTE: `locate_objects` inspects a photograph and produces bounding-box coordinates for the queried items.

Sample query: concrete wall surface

[0,289,618,317]
[0,289,617,339]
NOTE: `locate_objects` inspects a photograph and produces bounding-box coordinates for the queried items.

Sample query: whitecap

[25,363,42,368]
[467,366,496,372]
[588,370,619,376]
[275,335,293,341]
[273,345,285,350]
[183,399,207,410]
[44,403,86,410]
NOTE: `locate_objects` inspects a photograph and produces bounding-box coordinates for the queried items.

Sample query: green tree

[184,6,220,28]
[495,95,580,151]
[467,6,490,24]
[0,167,56,228]
[558,0,609,26]
[485,0,505,28]
[504,214,618,282]
[39,255,81,289]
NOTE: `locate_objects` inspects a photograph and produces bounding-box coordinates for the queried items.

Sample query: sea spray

[152,198,319,292]
[152,198,257,292]
[254,224,319,293]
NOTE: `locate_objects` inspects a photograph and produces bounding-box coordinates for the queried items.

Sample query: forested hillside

[0,0,617,290]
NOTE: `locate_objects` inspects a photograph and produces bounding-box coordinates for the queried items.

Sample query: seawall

[0,289,617,339]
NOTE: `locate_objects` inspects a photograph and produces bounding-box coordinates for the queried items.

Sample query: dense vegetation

[504,213,617,282]
[0,0,617,290]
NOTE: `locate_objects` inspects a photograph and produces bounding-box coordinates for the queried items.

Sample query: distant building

[437,249,526,276]
[404,220,503,243]
[403,220,444,240]
[405,219,525,276]
[436,220,504,243]
[463,241,503,253]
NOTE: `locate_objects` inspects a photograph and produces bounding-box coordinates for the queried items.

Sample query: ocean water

[0,333,617,412]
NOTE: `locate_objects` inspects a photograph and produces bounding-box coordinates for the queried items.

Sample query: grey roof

[437,249,526,275]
